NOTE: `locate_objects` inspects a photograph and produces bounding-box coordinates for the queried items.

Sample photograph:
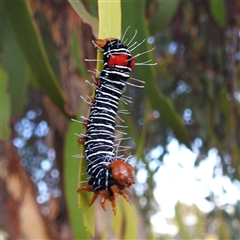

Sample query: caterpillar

[77,31,154,215]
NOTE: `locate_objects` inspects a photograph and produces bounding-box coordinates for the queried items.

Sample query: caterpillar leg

[120,190,132,205]
[82,119,89,128]
[77,184,126,215]
[98,189,118,215]
[77,137,86,146]
[89,192,99,207]
[77,185,112,212]
[92,77,101,87]
[98,186,131,215]
[77,184,99,207]
[87,189,117,214]
[110,185,132,205]
[77,184,93,193]
[98,190,111,212]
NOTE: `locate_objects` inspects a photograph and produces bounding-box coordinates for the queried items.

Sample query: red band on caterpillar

[108,54,135,69]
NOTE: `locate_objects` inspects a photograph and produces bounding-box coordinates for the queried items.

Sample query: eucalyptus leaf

[121,1,191,148]
[64,111,91,239]
[4,0,74,119]
[210,0,226,27]
[0,67,11,140]
[68,0,98,38]
[149,0,180,34]
[2,8,28,116]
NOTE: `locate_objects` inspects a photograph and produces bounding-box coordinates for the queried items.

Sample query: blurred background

[1,0,240,239]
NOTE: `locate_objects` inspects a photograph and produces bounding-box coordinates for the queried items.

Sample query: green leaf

[111,203,124,238]
[98,0,121,39]
[2,8,28,116]
[78,132,95,237]
[0,67,11,140]
[121,198,138,239]
[219,87,230,118]
[111,197,138,240]
[149,0,180,34]
[4,0,74,119]
[210,0,226,27]
[39,11,61,82]
[194,204,204,239]
[175,202,191,239]
[68,0,99,38]
[122,1,191,149]
[71,102,95,236]
[64,107,91,239]
[95,0,122,75]
[71,31,89,80]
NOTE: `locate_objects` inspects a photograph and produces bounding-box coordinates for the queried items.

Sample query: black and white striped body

[85,39,134,191]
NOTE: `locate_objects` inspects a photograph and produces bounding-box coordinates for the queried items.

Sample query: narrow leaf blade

[121,1,191,148]
[4,1,74,119]
[0,67,11,140]
[68,0,99,38]
[64,109,91,239]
